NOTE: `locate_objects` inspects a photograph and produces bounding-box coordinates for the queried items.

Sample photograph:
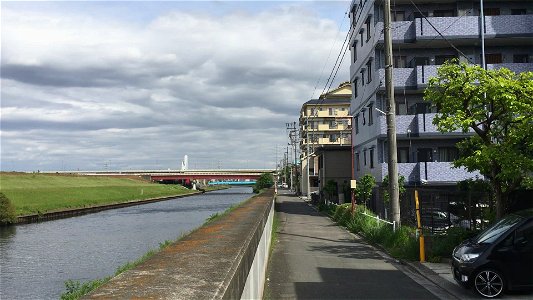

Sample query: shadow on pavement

[275,199,320,217]
[293,267,438,299]
[307,243,386,260]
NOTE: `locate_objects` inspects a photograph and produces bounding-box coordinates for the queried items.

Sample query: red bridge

[73,169,275,182]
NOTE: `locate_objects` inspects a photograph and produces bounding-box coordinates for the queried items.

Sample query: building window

[513,54,529,63]
[363,150,367,166]
[435,55,457,65]
[365,16,371,41]
[398,148,410,163]
[359,30,364,47]
[414,11,428,19]
[329,120,338,129]
[352,40,358,63]
[355,115,359,134]
[353,78,358,98]
[438,147,459,162]
[396,102,407,115]
[394,56,407,68]
[511,9,527,15]
[361,70,365,86]
[368,103,373,125]
[433,10,455,17]
[329,134,338,143]
[485,53,502,64]
[392,11,405,21]
[483,7,500,16]
[351,5,357,27]
[366,60,372,83]
[370,148,374,169]
[417,148,433,162]
[356,153,360,171]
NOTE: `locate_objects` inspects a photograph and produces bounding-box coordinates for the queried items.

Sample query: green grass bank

[0,173,198,216]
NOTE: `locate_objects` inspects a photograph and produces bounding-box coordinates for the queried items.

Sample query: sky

[1,1,351,171]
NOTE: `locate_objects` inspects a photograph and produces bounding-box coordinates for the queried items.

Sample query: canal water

[0,187,254,300]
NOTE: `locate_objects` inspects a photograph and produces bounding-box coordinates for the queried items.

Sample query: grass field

[0,173,197,216]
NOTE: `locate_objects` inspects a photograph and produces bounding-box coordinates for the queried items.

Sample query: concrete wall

[241,197,274,299]
[85,190,275,300]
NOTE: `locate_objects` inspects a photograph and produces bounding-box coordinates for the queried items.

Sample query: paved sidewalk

[264,191,446,299]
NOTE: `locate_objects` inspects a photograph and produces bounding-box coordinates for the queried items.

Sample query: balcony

[376,21,416,43]
[378,113,468,136]
[318,138,351,146]
[487,63,533,73]
[484,14,533,38]
[378,68,417,88]
[381,162,481,184]
[416,15,533,40]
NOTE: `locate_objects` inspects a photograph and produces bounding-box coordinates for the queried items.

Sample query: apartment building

[299,82,352,196]
[349,0,532,211]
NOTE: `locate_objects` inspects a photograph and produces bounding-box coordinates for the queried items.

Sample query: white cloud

[1,2,350,171]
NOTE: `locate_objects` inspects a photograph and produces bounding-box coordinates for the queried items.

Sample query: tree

[253,173,274,193]
[425,61,533,219]
[355,174,376,206]
[382,175,406,204]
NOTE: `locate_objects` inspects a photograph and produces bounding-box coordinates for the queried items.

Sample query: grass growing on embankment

[0,173,196,216]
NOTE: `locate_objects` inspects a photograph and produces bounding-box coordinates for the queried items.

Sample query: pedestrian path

[264,192,439,299]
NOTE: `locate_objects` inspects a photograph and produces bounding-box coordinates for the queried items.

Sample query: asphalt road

[264,191,450,299]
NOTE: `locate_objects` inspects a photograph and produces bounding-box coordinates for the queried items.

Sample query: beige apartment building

[299,82,352,197]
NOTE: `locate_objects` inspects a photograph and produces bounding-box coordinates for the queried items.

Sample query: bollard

[415,190,425,262]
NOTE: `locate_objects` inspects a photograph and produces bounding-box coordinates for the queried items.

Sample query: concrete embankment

[16,191,202,224]
[85,189,275,300]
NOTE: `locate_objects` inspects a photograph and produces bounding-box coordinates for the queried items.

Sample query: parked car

[452,208,533,298]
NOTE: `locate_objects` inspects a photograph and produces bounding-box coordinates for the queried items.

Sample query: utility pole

[286,122,298,193]
[384,0,400,229]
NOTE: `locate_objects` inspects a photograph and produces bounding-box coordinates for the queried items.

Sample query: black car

[452,209,533,298]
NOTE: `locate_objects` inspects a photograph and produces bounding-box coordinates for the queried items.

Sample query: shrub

[0,192,17,225]
[346,205,419,260]
[253,173,274,193]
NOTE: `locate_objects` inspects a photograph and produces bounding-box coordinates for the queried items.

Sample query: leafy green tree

[355,174,376,206]
[0,192,17,225]
[382,175,406,204]
[253,173,274,193]
[425,61,533,219]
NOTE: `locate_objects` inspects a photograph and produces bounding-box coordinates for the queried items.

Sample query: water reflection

[0,187,253,300]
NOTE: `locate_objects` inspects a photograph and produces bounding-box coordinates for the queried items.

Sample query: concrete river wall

[84,189,275,299]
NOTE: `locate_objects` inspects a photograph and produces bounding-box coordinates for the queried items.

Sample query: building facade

[299,82,352,196]
[349,0,532,214]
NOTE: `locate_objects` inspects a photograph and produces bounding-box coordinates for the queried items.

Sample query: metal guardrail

[360,211,394,225]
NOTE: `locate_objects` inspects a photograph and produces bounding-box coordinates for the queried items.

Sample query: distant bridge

[65,169,276,183]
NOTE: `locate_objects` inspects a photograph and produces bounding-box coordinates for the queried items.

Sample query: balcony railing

[486,63,533,73]
[378,113,467,136]
[376,21,416,42]
[415,15,533,40]
[378,68,417,88]
[381,162,481,184]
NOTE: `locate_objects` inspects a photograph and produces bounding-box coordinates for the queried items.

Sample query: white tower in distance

[181,155,189,171]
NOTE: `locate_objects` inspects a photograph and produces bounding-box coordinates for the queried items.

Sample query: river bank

[1,173,226,223]
[0,187,253,300]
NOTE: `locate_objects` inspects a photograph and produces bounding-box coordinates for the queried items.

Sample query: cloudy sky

[1,1,350,171]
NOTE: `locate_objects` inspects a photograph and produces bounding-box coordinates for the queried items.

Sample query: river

[0,187,254,299]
